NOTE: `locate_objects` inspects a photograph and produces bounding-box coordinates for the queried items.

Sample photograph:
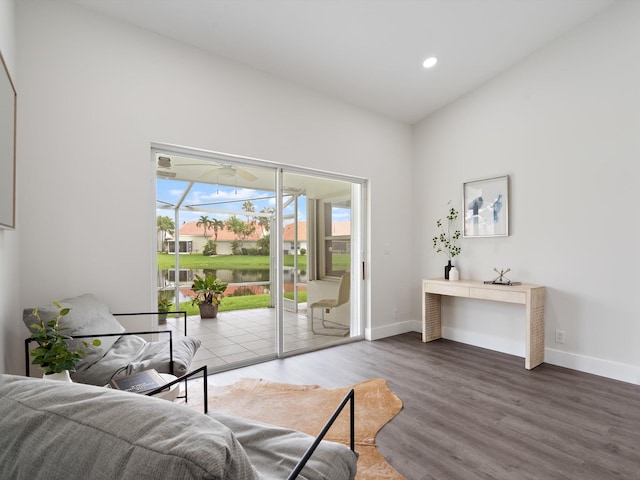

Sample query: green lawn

[175,291,307,316]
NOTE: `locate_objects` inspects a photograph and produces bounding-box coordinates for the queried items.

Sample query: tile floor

[165,306,351,373]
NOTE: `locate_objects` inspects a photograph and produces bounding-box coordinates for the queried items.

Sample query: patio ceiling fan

[198,164,258,182]
[157,156,258,182]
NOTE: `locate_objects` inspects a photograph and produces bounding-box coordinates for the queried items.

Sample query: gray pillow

[71,334,201,386]
[23,293,125,370]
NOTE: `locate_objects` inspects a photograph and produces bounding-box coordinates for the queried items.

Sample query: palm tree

[258,207,274,233]
[242,200,256,223]
[242,200,255,214]
[211,218,225,241]
[196,215,212,240]
[156,215,175,253]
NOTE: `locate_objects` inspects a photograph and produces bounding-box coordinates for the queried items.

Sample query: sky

[156,179,306,226]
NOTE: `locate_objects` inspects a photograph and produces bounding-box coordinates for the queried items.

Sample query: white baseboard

[366,319,415,341]
[545,348,640,385]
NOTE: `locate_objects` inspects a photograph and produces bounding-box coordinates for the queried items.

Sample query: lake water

[158,268,307,300]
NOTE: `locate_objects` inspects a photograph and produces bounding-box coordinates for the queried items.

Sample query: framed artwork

[463,175,509,237]
[0,50,16,229]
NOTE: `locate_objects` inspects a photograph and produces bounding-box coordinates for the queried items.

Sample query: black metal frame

[24,310,189,386]
[286,388,356,480]
[114,310,188,335]
[145,364,208,411]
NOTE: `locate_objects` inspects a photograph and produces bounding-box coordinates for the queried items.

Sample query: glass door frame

[152,143,368,366]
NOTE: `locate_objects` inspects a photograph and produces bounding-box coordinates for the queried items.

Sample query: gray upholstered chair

[309,272,351,335]
[23,293,200,386]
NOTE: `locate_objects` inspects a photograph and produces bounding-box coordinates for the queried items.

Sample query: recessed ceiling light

[422,57,438,69]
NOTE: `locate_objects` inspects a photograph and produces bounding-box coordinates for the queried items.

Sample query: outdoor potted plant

[157,292,174,324]
[191,273,228,319]
[432,201,462,280]
[27,301,101,381]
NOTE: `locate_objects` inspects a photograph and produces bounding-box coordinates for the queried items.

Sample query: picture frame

[0,49,16,230]
[463,175,509,237]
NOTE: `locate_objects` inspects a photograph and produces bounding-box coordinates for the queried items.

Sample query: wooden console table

[422,278,545,369]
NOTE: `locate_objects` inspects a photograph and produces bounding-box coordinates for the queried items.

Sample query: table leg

[423,292,442,342]
[525,288,545,369]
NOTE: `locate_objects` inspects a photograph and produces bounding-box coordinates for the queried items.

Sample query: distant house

[168,219,349,256]
[282,221,350,255]
[168,220,265,255]
[283,221,307,255]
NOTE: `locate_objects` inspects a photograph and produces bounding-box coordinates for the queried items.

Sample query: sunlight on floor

[165,308,349,372]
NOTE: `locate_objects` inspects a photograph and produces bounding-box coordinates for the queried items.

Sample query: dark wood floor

[206,332,640,480]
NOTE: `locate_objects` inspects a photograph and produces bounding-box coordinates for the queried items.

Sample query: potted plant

[157,292,174,324]
[28,301,101,381]
[432,201,462,280]
[191,274,228,319]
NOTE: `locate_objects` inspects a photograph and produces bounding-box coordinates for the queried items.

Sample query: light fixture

[422,57,438,69]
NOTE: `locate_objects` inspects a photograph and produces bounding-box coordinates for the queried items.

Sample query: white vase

[449,266,460,281]
[43,370,72,382]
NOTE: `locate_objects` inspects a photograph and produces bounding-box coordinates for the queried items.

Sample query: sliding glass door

[154,144,366,372]
[280,171,363,353]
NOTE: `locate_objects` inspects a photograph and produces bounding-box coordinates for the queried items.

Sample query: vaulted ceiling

[71,0,615,124]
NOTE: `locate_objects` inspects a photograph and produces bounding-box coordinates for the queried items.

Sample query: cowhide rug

[181,377,404,479]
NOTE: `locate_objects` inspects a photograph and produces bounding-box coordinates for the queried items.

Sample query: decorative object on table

[26,301,101,380]
[108,368,167,394]
[463,174,509,238]
[191,273,228,318]
[432,201,462,280]
[157,291,173,324]
[484,267,522,286]
[449,266,460,281]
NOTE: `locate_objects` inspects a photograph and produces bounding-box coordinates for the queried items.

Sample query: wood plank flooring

[204,332,640,480]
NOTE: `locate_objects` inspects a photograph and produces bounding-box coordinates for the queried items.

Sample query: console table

[422,278,545,369]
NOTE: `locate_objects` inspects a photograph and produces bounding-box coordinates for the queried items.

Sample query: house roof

[178,221,264,241]
[328,221,350,236]
[283,222,307,242]
[282,221,350,241]
[178,219,349,242]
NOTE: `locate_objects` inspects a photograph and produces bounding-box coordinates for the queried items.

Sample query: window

[321,199,351,277]
[167,240,192,253]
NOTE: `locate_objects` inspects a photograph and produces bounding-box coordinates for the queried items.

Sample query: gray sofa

[0,375,357,479]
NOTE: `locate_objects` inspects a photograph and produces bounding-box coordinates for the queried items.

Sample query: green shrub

[203,240,217,256]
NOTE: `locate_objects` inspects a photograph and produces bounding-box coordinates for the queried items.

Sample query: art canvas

[463,175,509,237]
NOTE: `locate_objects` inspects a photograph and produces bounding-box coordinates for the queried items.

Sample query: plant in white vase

[432,201,462,279]
[28,301,101,380]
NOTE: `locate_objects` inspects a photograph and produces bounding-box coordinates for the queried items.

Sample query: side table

[422,278,545,369]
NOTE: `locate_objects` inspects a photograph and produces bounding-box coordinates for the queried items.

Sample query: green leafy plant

[432,202,462,259]
[191,274,228,306]
[29,302,101,375]
[157,292,173,313]
[203,239,217,256]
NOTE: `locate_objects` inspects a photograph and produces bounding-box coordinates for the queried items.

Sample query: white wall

[413,0,640,383]
[0,0,22,375]
[14,0,413,368]
[14,0,638,384]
